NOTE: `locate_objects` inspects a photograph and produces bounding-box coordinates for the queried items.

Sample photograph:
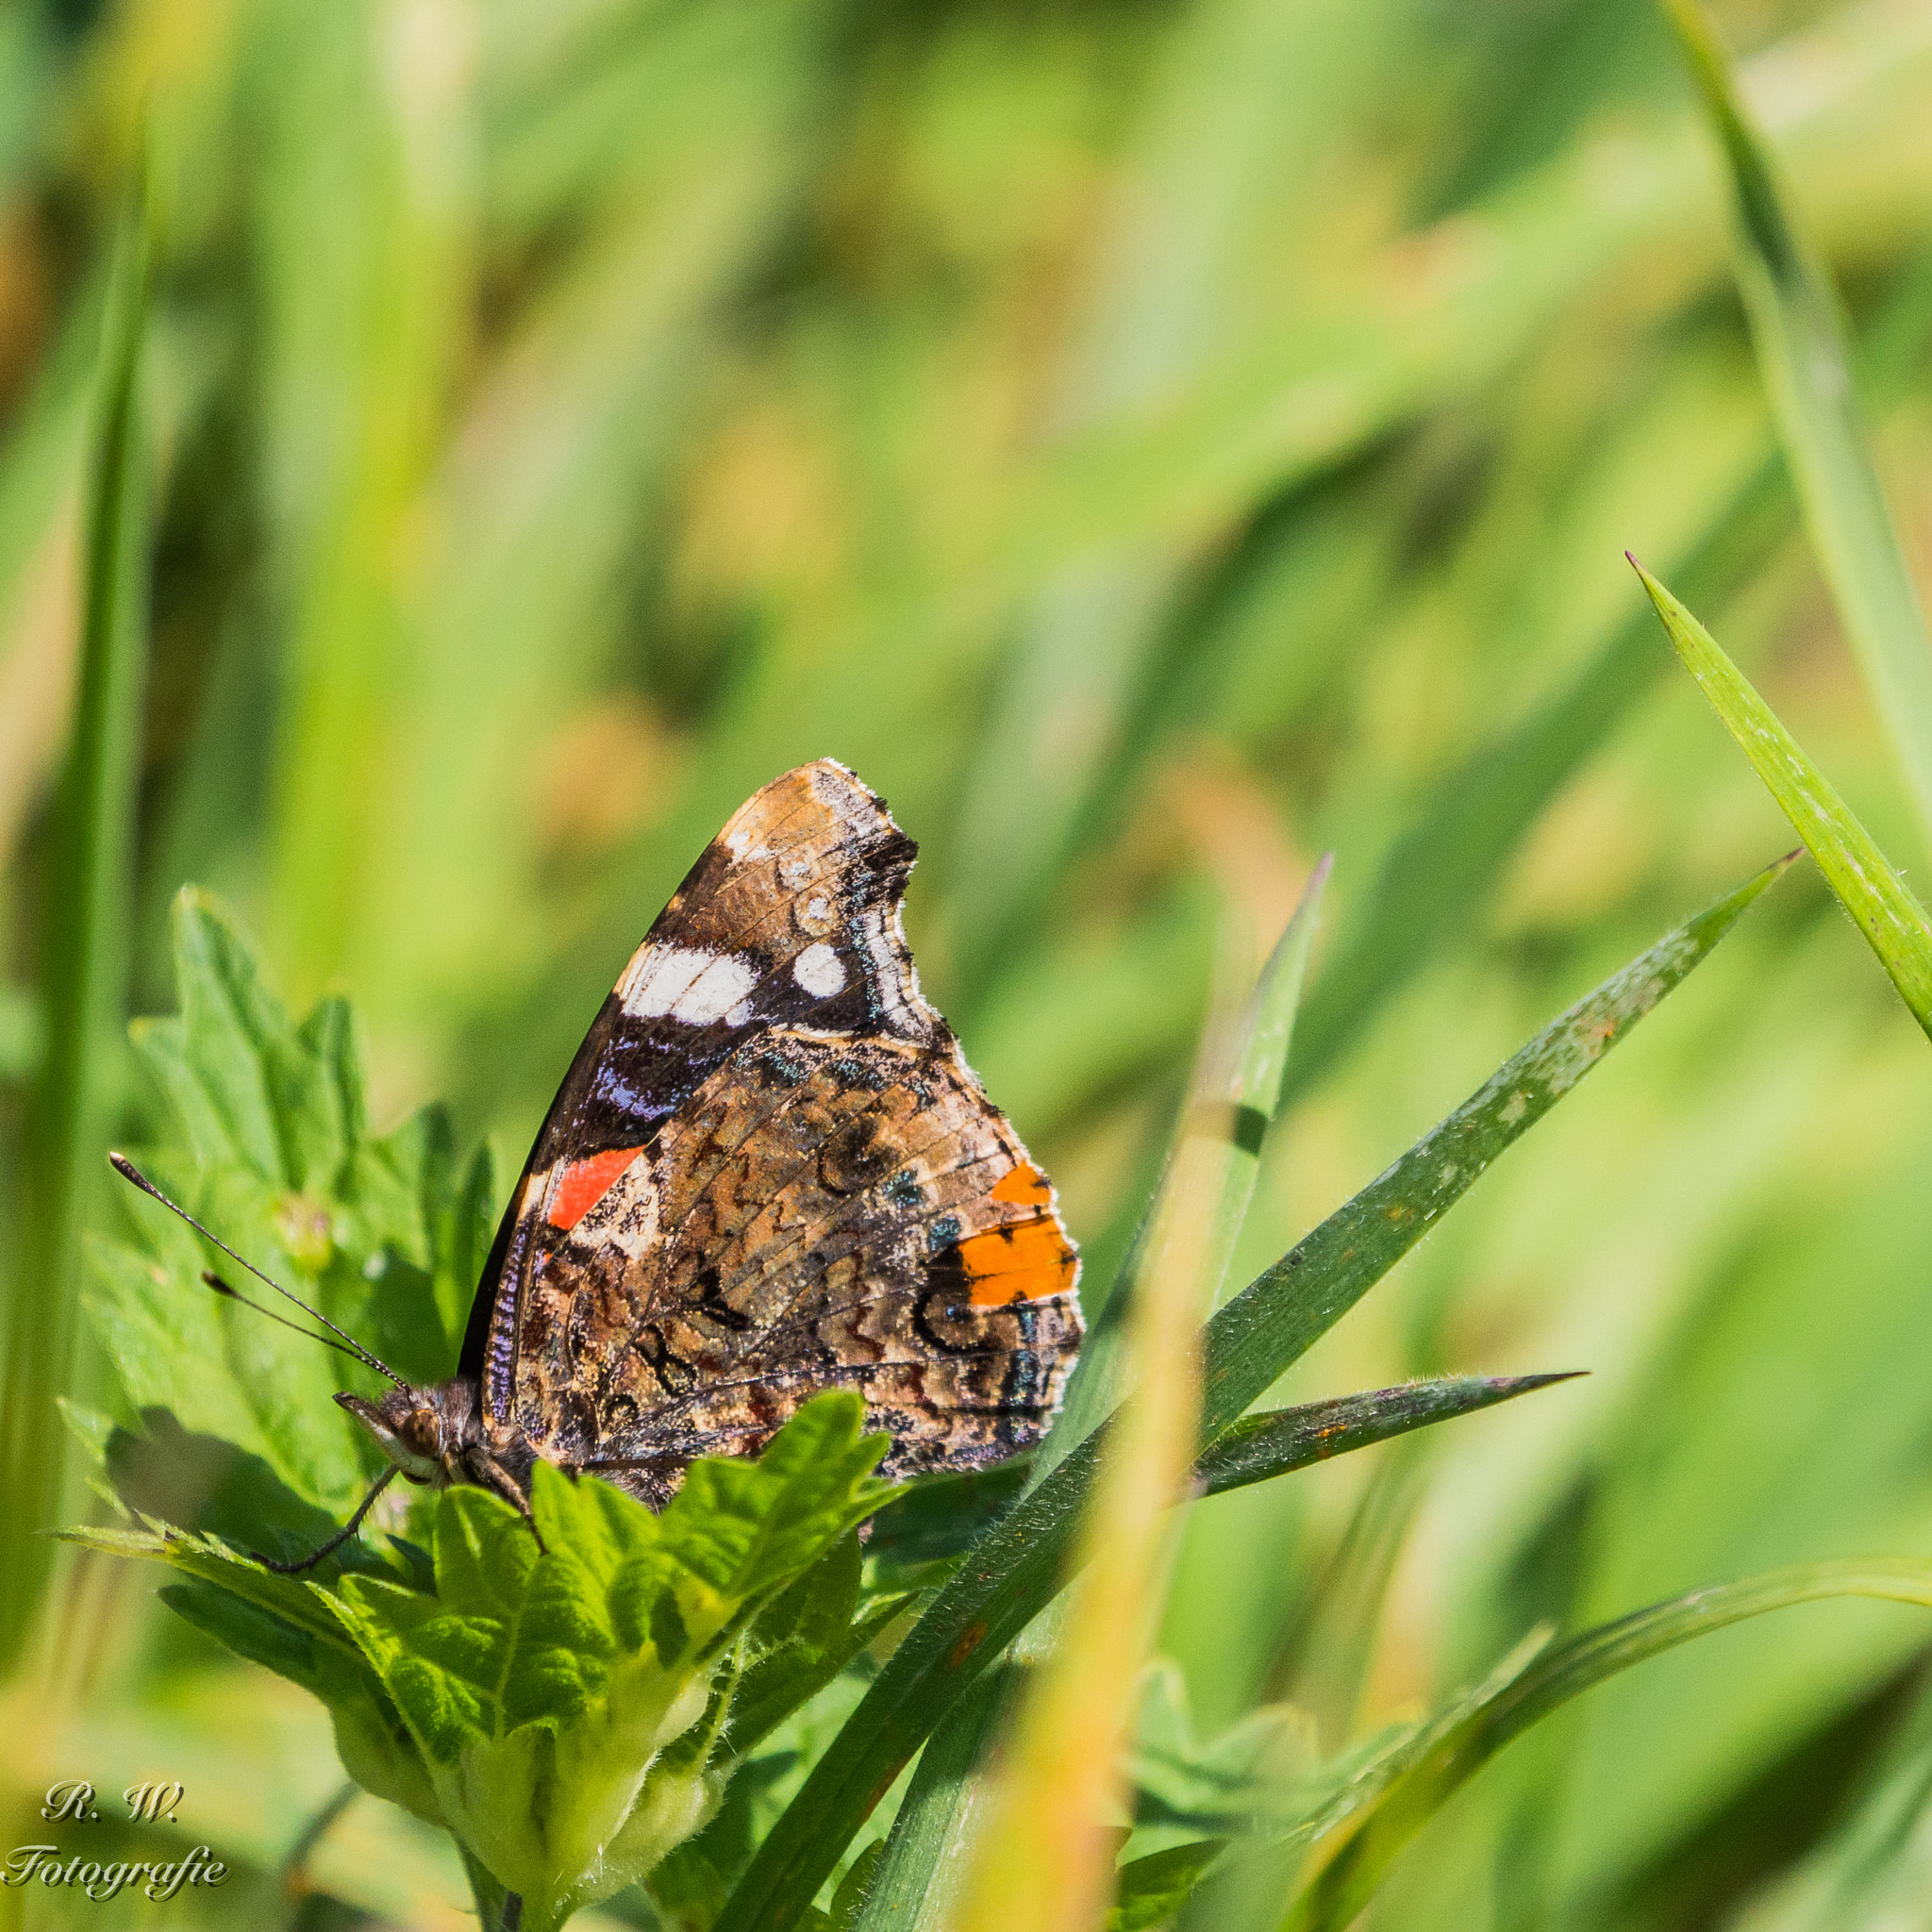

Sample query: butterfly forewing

[463,759,1082,1505]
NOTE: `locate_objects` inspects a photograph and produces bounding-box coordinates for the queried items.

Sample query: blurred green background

[6,0,1932,1926]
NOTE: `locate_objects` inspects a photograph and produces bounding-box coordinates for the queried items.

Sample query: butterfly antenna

[201,1271,390,1374]
[108,1153,408,1391]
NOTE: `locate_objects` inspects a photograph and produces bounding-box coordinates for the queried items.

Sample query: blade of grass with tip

[1204,855,1789,1429]
[1664,0,1932,858]
[716,864,1779,1932]
[1635,562,1932,1041]
[1196,1375,1580,1498]
[0,189,151,1674]
[1278,1562,1932,1932]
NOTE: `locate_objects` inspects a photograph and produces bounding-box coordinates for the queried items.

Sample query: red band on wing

[547,1146,644,1232]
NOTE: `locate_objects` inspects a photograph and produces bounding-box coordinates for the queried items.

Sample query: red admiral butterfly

[116,760,1083,1568]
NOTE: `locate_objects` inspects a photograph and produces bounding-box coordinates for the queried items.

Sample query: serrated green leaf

[1665,0,1932,855]
[716,870,1775,1932]
[322,1392,892,1932]
[72,1390,893,1931]
[1636,564,1932,1041]
[91,891,501,1507]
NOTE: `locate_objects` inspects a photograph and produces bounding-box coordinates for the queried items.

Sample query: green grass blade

[713,871,1774,1932]
[1196,1376,1578,1498]
[1664,0,1932,856]
[0,188,152,1674]
[1280,1561,1932,1932]
[1201,858,1788,1433]
[1635,562,1932,1041]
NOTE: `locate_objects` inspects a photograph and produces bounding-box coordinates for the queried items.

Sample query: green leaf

[1276,1562,1932,1932]
[1665,0,1932,854]
[71,1391,892,1932]
[57,1513,441,1822]
[102,1406,405,1579]
[728,1538,913,1759]
[1635,563,1932,1041]
[862,1459,1033,1587]
[88,891,492,1509]
[325,1392,892,1931]
[715,869,1776,1932]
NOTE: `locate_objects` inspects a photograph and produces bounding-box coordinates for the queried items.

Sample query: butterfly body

[342,759,1083,1514]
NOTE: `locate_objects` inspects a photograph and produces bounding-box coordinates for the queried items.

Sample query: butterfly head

[336,1376,480,1486]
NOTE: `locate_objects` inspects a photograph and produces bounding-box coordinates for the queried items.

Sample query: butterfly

[115,759,1083,1568]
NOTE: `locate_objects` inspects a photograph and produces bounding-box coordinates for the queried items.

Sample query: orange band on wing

[548,1146,644,1232]
[956,1215,1077,1307]
[990,1160,1054,1210]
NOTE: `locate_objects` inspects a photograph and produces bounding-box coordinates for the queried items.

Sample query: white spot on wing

[674,954,759,1024]
[619,944,708,1014]
[620,944,758,1025]
[793,943,846,998]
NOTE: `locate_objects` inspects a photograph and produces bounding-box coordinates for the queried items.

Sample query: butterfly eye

[398,1407,442,1458]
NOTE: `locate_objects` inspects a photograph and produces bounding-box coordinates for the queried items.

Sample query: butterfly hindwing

[463,759,1083,1502]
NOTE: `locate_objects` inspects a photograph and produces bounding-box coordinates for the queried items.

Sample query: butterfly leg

[467,1447,548,1556]
[253,1465,400,1574]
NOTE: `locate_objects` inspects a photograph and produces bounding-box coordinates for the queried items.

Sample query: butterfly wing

[463,758,1082,1500]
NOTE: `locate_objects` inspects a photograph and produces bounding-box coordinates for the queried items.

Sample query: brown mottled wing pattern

[461,758,1083,1504]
